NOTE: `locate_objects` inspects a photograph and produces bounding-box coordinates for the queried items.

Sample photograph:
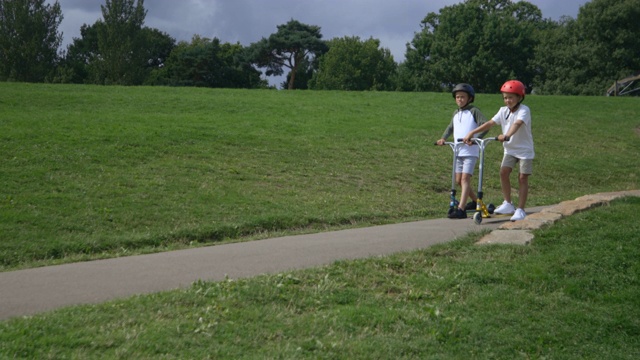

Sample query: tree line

[1,0,638,95]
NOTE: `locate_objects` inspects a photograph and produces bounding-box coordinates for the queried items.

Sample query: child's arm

[471,108,490,139]
[436,120,454,145]
[463,120,495,144]
[498,119,524,141]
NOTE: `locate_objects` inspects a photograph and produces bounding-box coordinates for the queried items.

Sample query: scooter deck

[447,214,511,221]
[491,213,513,217]
[475,212,513,218]
[479,212,512,217]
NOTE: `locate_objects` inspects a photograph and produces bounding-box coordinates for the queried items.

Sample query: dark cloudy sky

[47,0,590,86]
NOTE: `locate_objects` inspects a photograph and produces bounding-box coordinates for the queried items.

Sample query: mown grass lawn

[1,83,639,358]
[0,83,638,272]
[1,197,638,358]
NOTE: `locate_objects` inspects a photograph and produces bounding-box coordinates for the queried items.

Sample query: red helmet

[500,80,526,99]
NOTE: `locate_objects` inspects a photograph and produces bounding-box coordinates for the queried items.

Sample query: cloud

[52,0,588,52]
[48,0,589,86]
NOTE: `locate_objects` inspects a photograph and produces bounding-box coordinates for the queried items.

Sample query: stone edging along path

[476,190,640,246]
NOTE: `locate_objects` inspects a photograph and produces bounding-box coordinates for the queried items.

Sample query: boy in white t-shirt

[436,83,488,219]
[463,80,534,221]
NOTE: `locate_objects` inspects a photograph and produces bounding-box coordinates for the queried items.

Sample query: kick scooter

[435,141,463,218]
[460,137,503,224]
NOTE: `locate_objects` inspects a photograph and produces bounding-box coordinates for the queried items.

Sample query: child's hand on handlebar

[436,138,446,146]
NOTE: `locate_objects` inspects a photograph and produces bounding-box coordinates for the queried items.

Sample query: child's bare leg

[460,173,476,207]
[500,166,512,203]
[455,173,465,208]
[518,173,529,209]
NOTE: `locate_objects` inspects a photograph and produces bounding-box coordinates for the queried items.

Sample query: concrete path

[3,189,638,321]
[0,208,541,321]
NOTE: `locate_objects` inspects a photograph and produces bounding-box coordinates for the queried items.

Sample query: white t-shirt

[453,109,479,157]
[491,104,535,159]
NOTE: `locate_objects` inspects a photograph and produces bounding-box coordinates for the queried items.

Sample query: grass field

[1,83,639,270]
[1,197,638,358]
[1,83,639,358]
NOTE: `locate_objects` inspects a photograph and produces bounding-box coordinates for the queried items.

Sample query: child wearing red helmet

[463,80,535,221]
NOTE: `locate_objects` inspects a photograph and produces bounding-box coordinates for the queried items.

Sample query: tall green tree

[140,27,175,69]
[403,0,544,93]
[55,23,101,84]
[280,57,315,90]
[95,0,147,85]
[0,0,63,82]
[138,27,176,85]
[247,19,328,90]
[58,23,174,85]
[310,36,397,91]
[165,36,264,88]
[534,0,640,95]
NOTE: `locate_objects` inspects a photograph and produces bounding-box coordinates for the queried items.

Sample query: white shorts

[455,156,478,175]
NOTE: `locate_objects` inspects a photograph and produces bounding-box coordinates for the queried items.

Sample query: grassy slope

[0,83,639,270]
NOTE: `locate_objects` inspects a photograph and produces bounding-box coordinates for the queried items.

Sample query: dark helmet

[452,83,475,103]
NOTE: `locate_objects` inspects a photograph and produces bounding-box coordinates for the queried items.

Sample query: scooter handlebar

[457,136,509,143]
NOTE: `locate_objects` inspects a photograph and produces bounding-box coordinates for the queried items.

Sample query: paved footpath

[5,189,639,322]
[0,208,548,321]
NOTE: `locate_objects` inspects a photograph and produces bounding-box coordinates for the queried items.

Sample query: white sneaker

[494,201,515,215]
[510,208,526,221]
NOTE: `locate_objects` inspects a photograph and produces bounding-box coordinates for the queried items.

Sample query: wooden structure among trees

[607,73,640,96]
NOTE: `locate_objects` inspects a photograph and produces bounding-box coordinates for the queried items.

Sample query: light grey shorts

[501,154,533,175]
[455,156,478,175]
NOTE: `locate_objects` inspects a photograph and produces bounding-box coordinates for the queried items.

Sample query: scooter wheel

[473,211,483,225]
[487,203,495,214]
